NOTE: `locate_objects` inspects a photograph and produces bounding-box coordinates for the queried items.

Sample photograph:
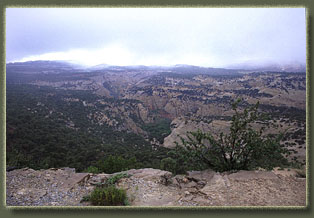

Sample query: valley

[6,61,307,172]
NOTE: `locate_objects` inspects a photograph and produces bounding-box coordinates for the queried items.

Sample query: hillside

[6,61,306,172]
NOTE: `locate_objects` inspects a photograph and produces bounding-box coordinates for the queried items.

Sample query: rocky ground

[6,167,306,207]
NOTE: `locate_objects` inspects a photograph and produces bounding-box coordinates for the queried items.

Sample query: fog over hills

[225,61,306,73]
[6,60,306,74]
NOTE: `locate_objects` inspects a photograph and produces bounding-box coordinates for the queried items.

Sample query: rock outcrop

[163,117,230,148]
[6,167,306,207]
[6,167,92,206]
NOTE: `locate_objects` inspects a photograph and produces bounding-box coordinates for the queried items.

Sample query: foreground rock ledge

[6,167,306,207]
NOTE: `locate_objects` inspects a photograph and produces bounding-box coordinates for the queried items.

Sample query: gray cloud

[6,8,306,67]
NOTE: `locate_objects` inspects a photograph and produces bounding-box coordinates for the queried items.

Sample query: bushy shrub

[173,99,291,172]
[162,147,207,175]
[96,155,137,174]
[104,173,130,186]
[90,186,128,206]
[86,166,100,174]
[160,157,177,173]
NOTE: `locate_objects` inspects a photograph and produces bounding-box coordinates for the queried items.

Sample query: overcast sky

[6,8,306,67]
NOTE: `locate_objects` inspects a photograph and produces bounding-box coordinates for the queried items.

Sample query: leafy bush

[86,166,100,174]
[163,146,208,175]
[80,195,91,203]
[95,155,138,174]
[92,172,130,188]
[105,173,130,186]
[160,157,177,173]
[90,186,128,206]
[173,99,291,172]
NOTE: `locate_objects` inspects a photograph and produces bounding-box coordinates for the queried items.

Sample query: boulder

[127,168,173,185]
[186,169,216,183]
[60,173,90,191]
[199,173,226,196]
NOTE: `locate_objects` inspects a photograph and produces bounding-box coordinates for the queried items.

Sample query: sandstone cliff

[163,117,231,148]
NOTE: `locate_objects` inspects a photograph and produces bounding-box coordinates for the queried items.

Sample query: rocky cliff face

[6,167,306,207]
[163,117,231,148]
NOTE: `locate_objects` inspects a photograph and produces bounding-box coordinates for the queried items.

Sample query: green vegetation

[105,173,130,186]
[88,156,138,174]
[82,172,130,206]
[86,166,100,174]
[161,145,208,175]
[93,173,130,188]
[168,99,293,173]
[259,104,306,122]
[80,195,91,203]
[142,118,171,143]
[6,84,170,172]
[89,186,128,206]
[6,69,305,175]
[160,157,179,174]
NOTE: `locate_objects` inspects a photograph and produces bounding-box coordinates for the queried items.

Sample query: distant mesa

[6,60,306,73]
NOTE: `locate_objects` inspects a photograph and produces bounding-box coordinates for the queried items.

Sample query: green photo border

[0,0,312,217]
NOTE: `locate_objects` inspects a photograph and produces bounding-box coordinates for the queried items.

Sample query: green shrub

[173,99,291,172]
[94,172,130,188]
[166,142,208,174]
[86,166,100,174]
[90,186,128,206]
[80,195,91,203]
[160,157,177,173]
[105,173,130,186]
[96,155,137,174]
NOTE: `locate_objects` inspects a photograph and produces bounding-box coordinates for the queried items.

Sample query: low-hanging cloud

[6,8,306,67]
